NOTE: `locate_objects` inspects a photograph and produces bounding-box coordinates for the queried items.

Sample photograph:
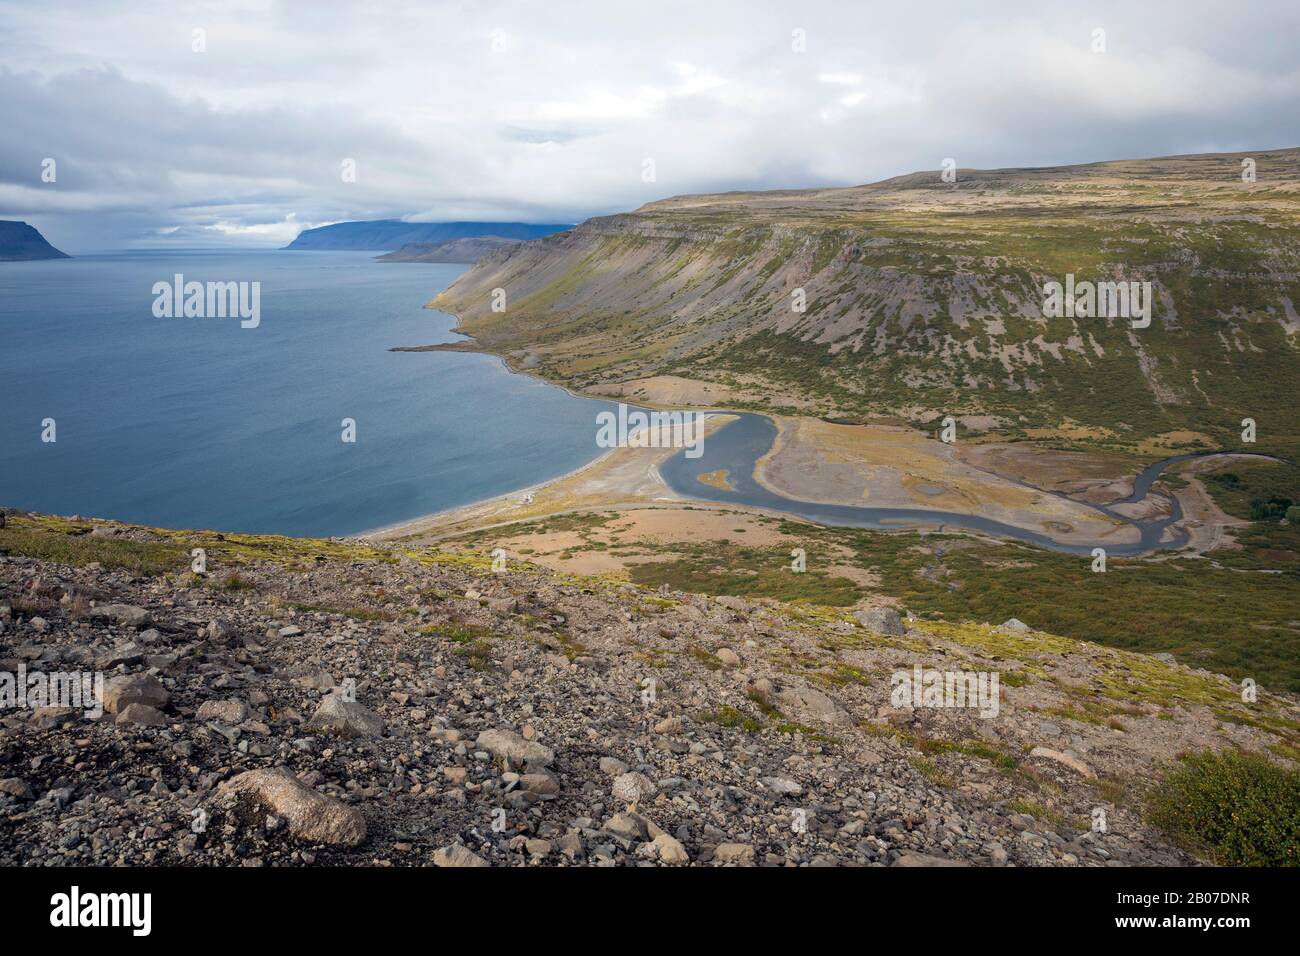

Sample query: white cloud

[0,0,1296,251]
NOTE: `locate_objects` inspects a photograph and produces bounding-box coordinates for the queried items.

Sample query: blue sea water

[0,250,614,536]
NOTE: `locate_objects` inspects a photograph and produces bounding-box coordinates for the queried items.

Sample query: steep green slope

[434,149,1300,457]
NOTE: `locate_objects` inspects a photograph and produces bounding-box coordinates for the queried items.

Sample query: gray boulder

[305,693,384,738]
[854,607,905,636]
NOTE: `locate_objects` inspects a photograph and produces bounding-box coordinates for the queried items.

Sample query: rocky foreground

[1,513,1295,867]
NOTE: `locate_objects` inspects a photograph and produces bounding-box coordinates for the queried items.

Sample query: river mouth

[659,412,1202,556]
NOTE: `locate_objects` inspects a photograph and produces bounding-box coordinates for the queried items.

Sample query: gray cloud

[1,0,1297,251]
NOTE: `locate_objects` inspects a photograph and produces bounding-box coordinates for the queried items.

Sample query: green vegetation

[1204,461,1299,521]
[627,543,861,605]
[0,521,187,575]
[439,150,1300,460]
[514,508,1300,692]
[1147,750,1300,866]
[0,513,395,575]
[418,622,497,670]
[696,704,763,732]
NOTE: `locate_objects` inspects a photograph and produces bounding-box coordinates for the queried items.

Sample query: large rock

[102,674,170,715]
[854,607,905,636]
[651,833,690,865]
[475,729,554,768]
[92,604,151,629]
[1001,618,1031,632]
[432,844,489,867]
[197,699,249,724]
[713,843,756,866]
[0,778,32,800]
[205,620,238,645]
[305,693,384,738]
[96,642,145,669]
[760,776,803,796]
[775,683,850,725]
[221,768,366,847]
[604,811,649,842]
[612,771,656,807]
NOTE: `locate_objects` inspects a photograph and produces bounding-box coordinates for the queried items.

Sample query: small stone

[97,642,146,668]
[713,843,756,866]
[775,683,848,725]
[519,772,560,796]
[305,694,384,739]
[116,703,166,726]
[433,844,489,867]
[475,729,554,768]
[93,604,151,629]
[0,778,33,800]
[760,776,803,796]
[29,706,76,730]
[653,716,683,734]
[599,757,628,776]
[197,699,250,724]
[206,620,237,644]
[612,771,656,806]
[604,811,649,842]
[652,833,689,865]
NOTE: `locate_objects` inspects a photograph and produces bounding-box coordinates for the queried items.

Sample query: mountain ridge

[284,219,571,251]
[376,235,521,263]
[432,147,1300,458]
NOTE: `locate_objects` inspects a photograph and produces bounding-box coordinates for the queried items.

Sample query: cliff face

[434,149,1300,455]
[0,220,69,261]
[376,236,520,263]
[283,220,570,251]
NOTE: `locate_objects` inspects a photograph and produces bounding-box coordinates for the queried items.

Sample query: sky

[2,0,1298,252]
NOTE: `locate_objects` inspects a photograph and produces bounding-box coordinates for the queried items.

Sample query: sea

[0,250,614,537]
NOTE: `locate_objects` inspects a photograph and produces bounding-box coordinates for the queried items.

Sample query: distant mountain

[0,221,70,261]
[283,220,570,251]
[376,236,521,264]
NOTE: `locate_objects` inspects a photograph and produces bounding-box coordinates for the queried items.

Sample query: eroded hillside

[433,149,1300,456]
[3,511,1298,866]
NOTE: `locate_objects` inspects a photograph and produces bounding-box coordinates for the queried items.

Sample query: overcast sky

[2,0,1297,252]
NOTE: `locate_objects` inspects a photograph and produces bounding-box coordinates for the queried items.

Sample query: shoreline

[368,303,1269,556]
